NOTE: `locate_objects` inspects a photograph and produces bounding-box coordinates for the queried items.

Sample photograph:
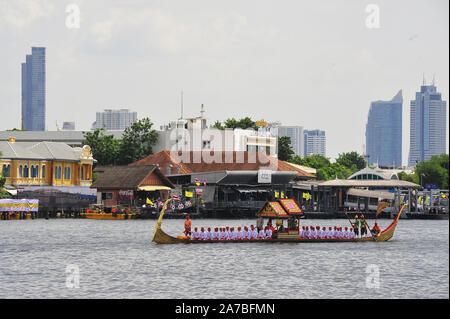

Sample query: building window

[19,165,23,178]
[65,167,71,180]
[2,164,10,177]
[55,166,62,180]
[101,192,113,200]
[42,165,45,179]
[31,165,38,178]
[81,167,84,180]
[24,165,29,178]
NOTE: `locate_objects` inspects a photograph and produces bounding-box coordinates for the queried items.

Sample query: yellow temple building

[0,137,95,188]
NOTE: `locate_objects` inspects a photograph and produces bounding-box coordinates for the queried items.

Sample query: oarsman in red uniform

[184,215,192,237]
[300,226,306,238]
[213,227,219,240]
[192,227,199,240]
[328,226,333,239]
[237,227,243,240]
[371,222,381,236]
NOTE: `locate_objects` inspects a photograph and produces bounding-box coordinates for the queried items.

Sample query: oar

[344,211,355,229]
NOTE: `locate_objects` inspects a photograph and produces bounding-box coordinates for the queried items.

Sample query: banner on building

[258,170,272,184]
[0,199,39,212]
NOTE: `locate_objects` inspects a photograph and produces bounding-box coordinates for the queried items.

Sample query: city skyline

[0,0,448,165]
[304,130,327,157]
[91,108,138,130]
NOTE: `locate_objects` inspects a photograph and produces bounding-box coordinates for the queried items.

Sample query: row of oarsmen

[299,226,356,239]
[191,225,273,240]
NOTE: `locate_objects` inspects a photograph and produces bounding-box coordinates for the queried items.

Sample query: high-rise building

[304,129,326,157]
[276,126,304,157]
[365,90,402,168]
[21,47,46,131]
[91,109,137,130]
[408,78,447,166]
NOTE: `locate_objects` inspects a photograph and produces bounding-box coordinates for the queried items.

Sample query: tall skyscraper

[365,90,403,168]
[276,126,304,157]
[21,47,46,131]
[91,109,138,130]
[408,78,447,166]
[304,129,326,157]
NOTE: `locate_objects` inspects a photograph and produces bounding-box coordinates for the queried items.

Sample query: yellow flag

[146,198,154,205]
[185,191,193,198]
[275,191,279,198]
[281,192,285,198]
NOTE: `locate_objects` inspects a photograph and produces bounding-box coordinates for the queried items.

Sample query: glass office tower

[408,80,447,166]
[22,47,46,131]
[365,90,402,168]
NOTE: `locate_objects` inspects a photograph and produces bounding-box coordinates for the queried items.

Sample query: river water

[0,218,448,299]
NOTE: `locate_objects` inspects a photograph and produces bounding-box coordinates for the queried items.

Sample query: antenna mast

[180,91,184,119]
[200,104,205,117]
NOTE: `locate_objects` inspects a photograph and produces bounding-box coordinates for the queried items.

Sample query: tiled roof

[130,150,316,179]
[0,141,44,160]
[92,165,175,189]
[0,141,94,162]
[28,141,81,161]
[0,130,124,142]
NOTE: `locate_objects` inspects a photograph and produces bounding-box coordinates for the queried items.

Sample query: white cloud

[0,0,54,29]
[86,7,278,56]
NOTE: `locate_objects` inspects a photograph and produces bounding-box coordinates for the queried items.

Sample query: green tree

[0,151,5,188]
[278,136,294,161]
[289,154,331,169]
[289,154,355,180]
[0,150,10,198]
[236,117,258,130]
[336,151,366,172]
[223,118,240,129]
[211,117,258,130]
[397,171,419,184]
[415,154,449,189]
[82,128,120,166]
[210,120,224,130]
[0,175,5,188]
[118,118,159,165]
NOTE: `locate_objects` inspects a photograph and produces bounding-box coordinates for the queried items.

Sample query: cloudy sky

[0,0,448,165]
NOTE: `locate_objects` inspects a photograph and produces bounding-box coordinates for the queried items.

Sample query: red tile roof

[92,165,175,190]
[129,151,316,179]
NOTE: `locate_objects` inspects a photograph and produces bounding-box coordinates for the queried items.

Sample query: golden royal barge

[152,198,406,244]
